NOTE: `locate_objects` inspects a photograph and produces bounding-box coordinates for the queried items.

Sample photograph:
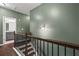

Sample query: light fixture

[2,3,6,6]
[40,24,45,30]
[40,24,49,32]
[39,24,51,37]
[0,3,6,6]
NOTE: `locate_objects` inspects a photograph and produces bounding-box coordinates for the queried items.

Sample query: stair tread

[27,40,31,43]
[23,52,36,56]
[27,48,33,52]
[15,40,31,47]
[18,45,25,48]
[28,52,36,56]
[19,45,31,50]
[15,40,26,43]
[23,47,34,53]
[15,41,26,46]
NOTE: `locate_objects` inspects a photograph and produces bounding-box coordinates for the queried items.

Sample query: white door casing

[3,16,16,45]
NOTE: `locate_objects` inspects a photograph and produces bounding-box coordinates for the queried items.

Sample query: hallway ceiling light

[0,3,6,6]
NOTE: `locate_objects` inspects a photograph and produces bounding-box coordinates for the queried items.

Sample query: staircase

[14,33,36,56]
[14,32,79,56]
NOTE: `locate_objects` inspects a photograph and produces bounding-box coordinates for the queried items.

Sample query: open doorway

[3,16,16,44]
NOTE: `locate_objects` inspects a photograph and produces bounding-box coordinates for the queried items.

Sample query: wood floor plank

[0,43,18,56]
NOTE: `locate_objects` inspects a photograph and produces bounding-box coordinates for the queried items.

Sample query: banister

[27,35,79,50]
[14,32,79,50]
[15,33,25,36]
[14,32,79,56]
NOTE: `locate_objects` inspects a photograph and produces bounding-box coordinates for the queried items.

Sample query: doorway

[3,16,16,44]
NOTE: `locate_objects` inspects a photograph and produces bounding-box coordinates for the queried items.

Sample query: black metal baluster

[35,39,36,56]
[73,48,75,56]
[52,43,53,56]
[35,39,36,49]
[32,38,34,46]
[14,32,16,47]
[36,39,37,56]
[37,40,38,55]
[57,44,59,56]
[64,45,66,56]
[47,42,49,56]
[40,40,41,56]
[17,34,18,46]
[43,41,45,56]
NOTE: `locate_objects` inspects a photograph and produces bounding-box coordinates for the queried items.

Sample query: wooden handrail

[14,32,79,50]
[27,35,79,50]
[14,32,79,56]
[15,33,25,36]
[14,32,32,36]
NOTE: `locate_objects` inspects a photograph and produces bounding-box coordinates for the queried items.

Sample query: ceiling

[0,3,42,15]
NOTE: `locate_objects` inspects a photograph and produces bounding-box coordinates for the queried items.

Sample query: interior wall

[30,3,79,55]
[0,6,30,44]
[30,3,79,44]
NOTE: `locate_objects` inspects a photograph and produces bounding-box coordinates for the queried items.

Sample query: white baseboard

[4,40,14,44]
[13,47,22,56]
[0,44,4,46]
[0,40,14,46]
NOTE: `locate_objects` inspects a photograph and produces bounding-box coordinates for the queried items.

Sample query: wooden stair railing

[14,31,79,56]
[14,32,36,56]
[26,35,79,56]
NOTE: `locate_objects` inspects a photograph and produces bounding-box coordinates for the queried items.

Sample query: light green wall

[0,6,30,44]
[30,3,79,56]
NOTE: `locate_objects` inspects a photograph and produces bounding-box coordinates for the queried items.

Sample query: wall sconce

[0,3,6,6]
[39,24,51,37]
[40,24,48,32]
[41,24,45,30]
[2,3,6,6]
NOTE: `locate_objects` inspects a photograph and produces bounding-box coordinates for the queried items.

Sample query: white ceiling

[0,3,42,15]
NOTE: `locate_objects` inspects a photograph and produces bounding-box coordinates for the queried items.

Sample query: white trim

[3,16,16,45]
[0,44,4,46]
[13,47,22,56]
[4,40,14,44]
[0,40,14,46]
[3,16,6,44]
[30,43,38,56]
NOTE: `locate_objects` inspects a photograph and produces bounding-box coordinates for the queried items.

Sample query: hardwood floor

[0,43,18,56]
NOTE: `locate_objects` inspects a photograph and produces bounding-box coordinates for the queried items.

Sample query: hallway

[0,3,79,56]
